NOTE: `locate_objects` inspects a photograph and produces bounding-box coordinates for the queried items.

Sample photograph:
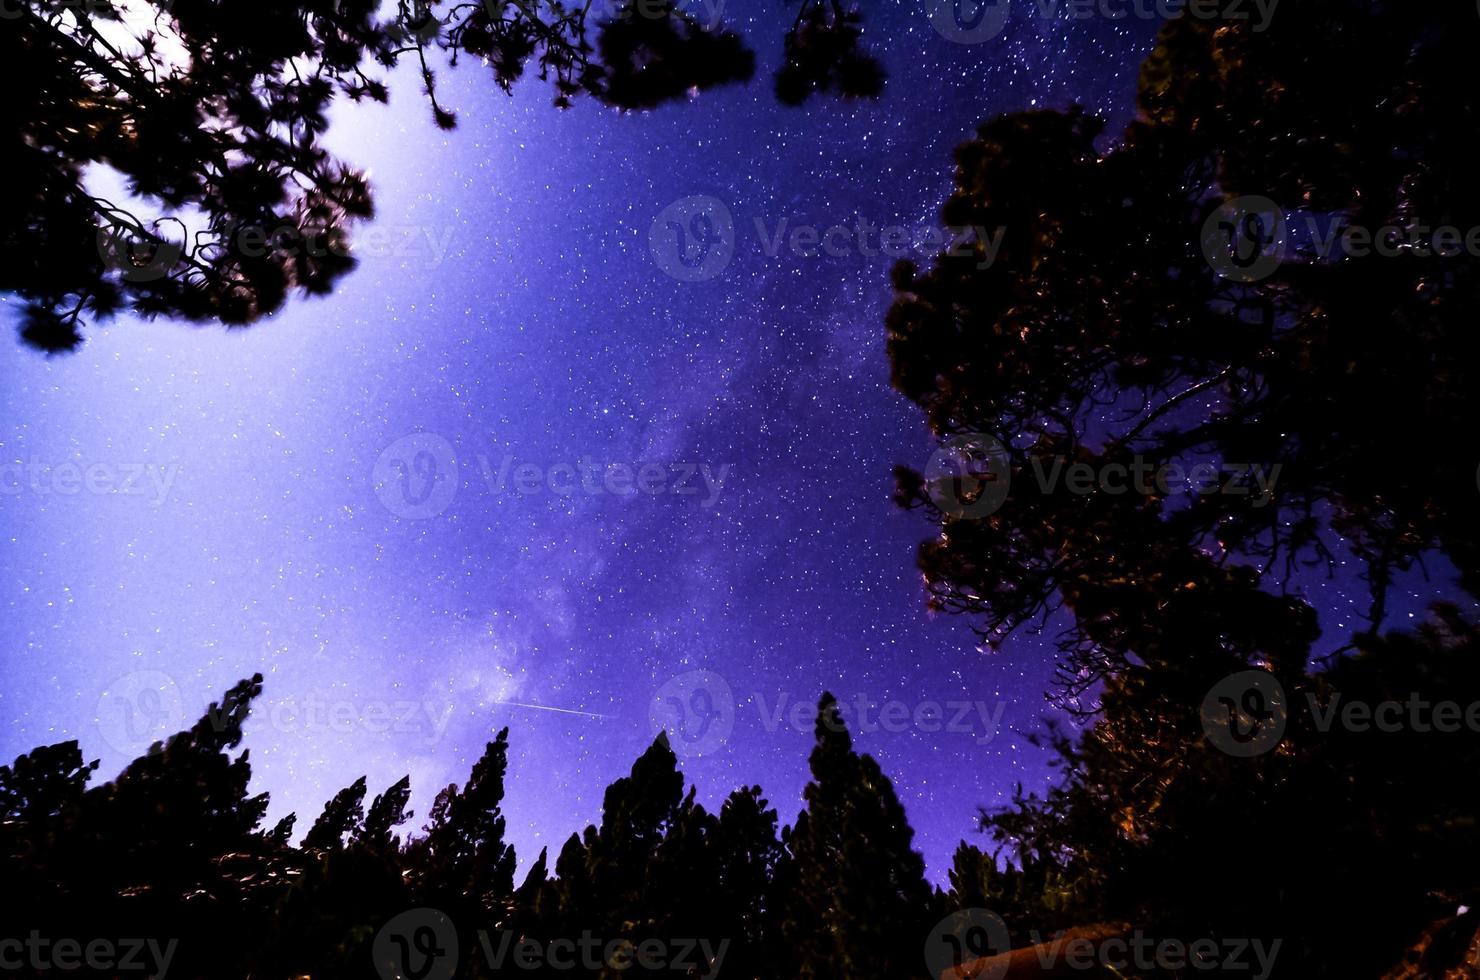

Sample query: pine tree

[355,774,413,854]
[782,693,932,980]
[60,676,280,979]
[583,732,687,927]
[543,734,718,977]
[712,786,784,977]
[416,727,517,907]
[303,775,368,851]
[0,740,97,827]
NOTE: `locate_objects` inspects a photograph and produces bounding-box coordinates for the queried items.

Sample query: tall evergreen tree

[303,775,368,851]
[355,774,413,854]
[415,727,517,907]
[782,693,932,980]
[711,786,784,978]
[579,731,687,929]
[14,676,288,979]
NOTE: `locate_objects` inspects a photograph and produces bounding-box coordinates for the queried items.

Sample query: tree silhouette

[412,728,517,907]
[780,693,931,979]
[3,0,881,352]
[943,841,1078,949]
[710,786,785,978]
[0,675,299,979]
[4,668,1477,976]
[303,775,369,850]
[882,7,1480,973]
[0,739,97,828]
[356,774,414,854]
[773,0,883,107]
[3,0,378,351]
[549,732,692,975]
[887,1,1480,698]
[980,607,1480,978]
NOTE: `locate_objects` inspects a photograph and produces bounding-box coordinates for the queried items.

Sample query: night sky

[0,0,1455,880]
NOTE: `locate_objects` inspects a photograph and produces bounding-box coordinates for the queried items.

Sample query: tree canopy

[888,0,1480,697]
[0,682,945,979]
[2,0,883,351]
[886,2,1480,975]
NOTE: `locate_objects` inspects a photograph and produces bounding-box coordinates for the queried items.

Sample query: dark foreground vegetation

[5,613,1480,980]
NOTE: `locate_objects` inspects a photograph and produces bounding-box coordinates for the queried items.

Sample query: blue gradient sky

[2,0,1453,880]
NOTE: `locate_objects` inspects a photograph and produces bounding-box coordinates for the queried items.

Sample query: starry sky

[1,0,1458,881]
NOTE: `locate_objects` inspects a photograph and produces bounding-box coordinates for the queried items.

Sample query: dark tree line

[0,684,971,979]
[886,1,1480,976]
[1,0,883,352]
[6,618,1480,980]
